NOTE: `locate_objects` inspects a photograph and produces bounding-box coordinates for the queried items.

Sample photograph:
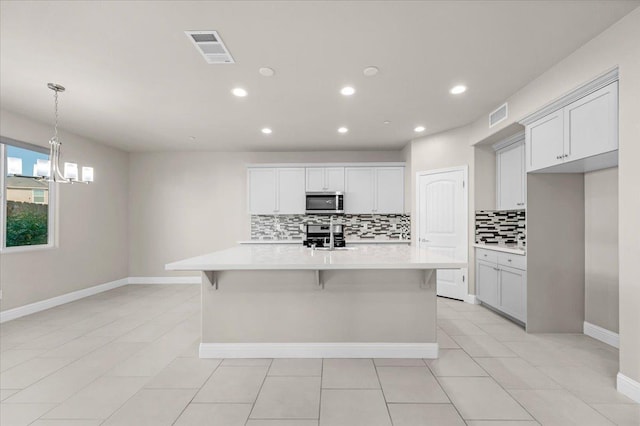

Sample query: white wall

[585,167,618,333]
[466,8,640,388]
[0,109,129,311]
[128,150,404,277]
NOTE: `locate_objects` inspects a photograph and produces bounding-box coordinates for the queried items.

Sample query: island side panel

[200,269,437,352]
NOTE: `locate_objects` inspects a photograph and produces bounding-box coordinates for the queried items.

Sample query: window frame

[0,138,57,253]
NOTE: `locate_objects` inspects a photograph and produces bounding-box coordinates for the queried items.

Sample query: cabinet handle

[556,155,561,159]
[483,254,487,257]
[493,267,500,271]
[563,154,569,158]
[507,259,512,262]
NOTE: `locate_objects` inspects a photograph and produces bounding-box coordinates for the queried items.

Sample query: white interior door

[417,167,468,301]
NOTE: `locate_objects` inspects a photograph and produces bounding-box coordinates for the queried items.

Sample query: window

[0,138,55,250]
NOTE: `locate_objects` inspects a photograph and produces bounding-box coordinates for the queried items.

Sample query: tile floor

[1,284,638,425]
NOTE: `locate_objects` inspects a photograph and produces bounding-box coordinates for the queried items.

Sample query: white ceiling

[1,1,638,152]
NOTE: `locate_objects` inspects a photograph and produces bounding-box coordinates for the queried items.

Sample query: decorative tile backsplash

[251,214,411,241]
[475,210,526,245]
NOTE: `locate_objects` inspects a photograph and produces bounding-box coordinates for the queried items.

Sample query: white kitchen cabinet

[525,81,618,172]
[375,167,404,214]
[247,167,305,214]
[345,167,375,214]
[476,247,527,323]
[345,167,404,214]
[526,110,564,172]
[305,167,345,192]
[277,168,306,214]
[498,265,527,322]
[477,259,499,307]
[496,141,526,210]
[247,168,277,214]
[564,81,618,162]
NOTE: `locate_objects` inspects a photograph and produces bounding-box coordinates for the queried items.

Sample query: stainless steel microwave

[305,192,344,215]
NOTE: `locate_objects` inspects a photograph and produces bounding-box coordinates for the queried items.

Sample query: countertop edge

[473,243,526,256]
[238,239,412,245]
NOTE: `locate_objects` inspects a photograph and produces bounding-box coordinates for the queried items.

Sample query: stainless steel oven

[305,192,344,215]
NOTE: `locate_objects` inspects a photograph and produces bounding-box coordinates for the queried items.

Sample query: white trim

[492,131,525,152]
[583,321,619,348]
[0,278,128,323]
[617,373,640,404]
[519,67,618,125]
[128,276,200,285]
[465,294,479,305]
[199,342,439,359]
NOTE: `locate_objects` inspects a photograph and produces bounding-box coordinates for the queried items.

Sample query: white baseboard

[0,278,129,323]
[128,276,200,285]
[465,294,479,305]
[200,342,439,359]
[583,321,619,348]
[617,372,640,403]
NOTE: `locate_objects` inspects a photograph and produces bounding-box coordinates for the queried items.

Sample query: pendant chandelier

[36,83,93,184]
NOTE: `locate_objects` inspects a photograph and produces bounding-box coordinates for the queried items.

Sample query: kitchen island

[166,244,467,359]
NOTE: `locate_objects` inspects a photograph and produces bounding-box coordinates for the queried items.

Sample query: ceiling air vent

[185,31,235,64]
[489,102,508,128]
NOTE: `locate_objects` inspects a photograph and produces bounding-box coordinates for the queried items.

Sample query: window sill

[0,244,55,254]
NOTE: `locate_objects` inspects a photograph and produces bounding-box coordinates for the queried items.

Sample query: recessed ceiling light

[340,86,355,96]
[414,126,426,132]
[383,120,391,125]
[363,66,379,77]
[189,136,196,141]
[261,127,272,134]
[338,127,349,134]
[232,87,248,97]
[259,67,275,77]
[450,85,467,95]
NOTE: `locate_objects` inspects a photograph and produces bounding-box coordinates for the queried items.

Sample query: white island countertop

[237,239,411,245]
[166,244,467,271]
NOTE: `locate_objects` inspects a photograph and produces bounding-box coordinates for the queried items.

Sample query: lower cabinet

[476,248,527,323]
[476,260,499,307]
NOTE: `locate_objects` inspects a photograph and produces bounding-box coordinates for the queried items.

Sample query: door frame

[415,165,469,299]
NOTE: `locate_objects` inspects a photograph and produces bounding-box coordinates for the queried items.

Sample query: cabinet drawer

[476,248,498,264]
[497,252,526,270]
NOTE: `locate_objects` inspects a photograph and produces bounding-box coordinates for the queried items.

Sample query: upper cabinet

[525,80,618,173]
[495,136,526,210]
[305,167,345,192]
[248,163,404,215]
[247,167,305,214]
[345,167,404,214]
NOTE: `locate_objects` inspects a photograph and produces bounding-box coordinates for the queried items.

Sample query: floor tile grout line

[318,358,324,422]
[170,350,223,425]
[372,357,395,425]
[245,358,273,425]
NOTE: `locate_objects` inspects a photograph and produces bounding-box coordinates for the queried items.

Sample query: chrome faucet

[328,215,335,251]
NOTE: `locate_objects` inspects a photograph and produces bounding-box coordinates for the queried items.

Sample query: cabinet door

[476,260,499,307]
[344,167,375,214]
[526,110,564,172]
[564,81,618,162]
[497,143,525,210]
[498,266,526,322]
[375,167,404,214]
[248,168,277,214]
[325,167,345,192]
[277,168,306,214]
[305,168,326,192]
